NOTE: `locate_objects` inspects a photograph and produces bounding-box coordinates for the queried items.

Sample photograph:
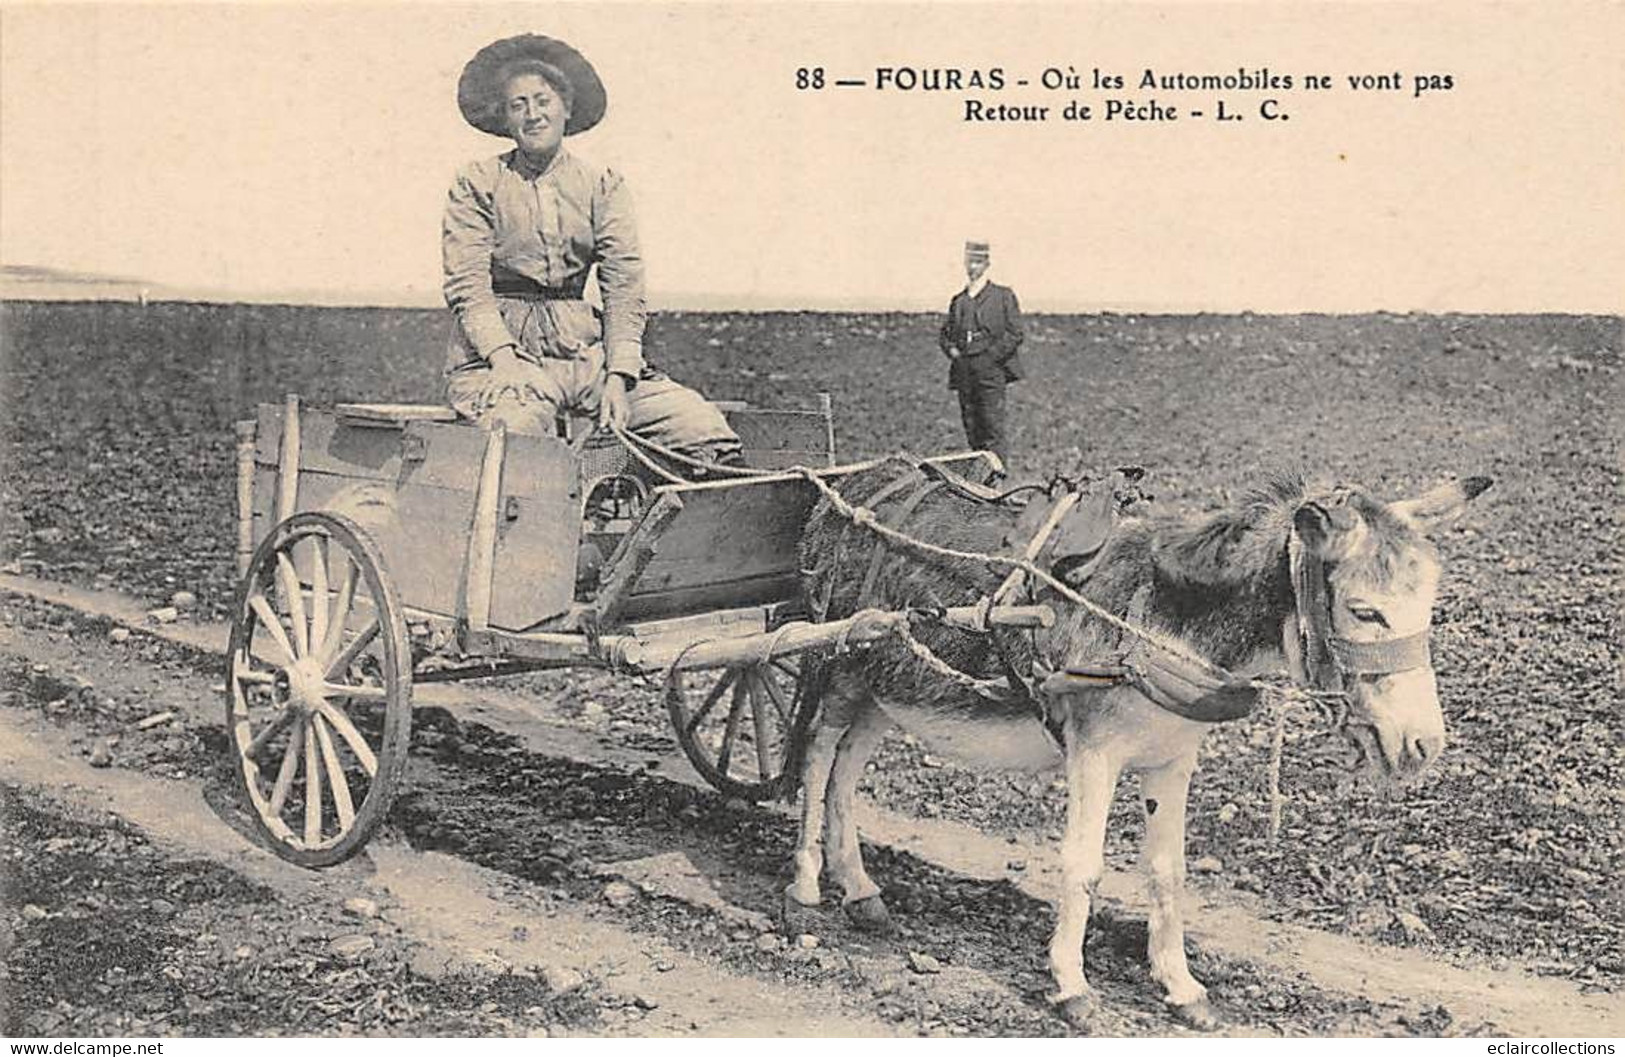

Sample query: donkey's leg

[1141,753,1218,1030]
[821,697,895,930]
[785,720,844,908]
[1049,733,1121,1024]
[785,671,862,908]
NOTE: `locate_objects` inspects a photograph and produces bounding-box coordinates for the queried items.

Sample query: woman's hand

[475,345,535,415]
[598,372,631,431]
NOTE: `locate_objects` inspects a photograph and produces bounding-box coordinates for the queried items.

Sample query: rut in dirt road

[4,592,1576,1038]
[7,574,1619,1037]
[0,782,604,1037]
[1,714,915,1038]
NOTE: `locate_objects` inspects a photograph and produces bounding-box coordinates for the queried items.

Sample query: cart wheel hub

[284,657,328,714]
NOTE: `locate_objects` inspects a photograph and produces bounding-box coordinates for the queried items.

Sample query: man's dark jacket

[938,282,1024,389]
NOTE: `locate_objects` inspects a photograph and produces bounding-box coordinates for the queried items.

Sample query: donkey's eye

[1348,605,1389,627]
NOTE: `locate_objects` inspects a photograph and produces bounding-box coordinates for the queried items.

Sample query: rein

[786,462,1346,726]
[612,430,1438,843]
[608,427,1398,723]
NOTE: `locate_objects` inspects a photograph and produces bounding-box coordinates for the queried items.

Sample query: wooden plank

[637,479,816,567]
[613,604,1050,672]
[275,395,301,523]
[616,477,815,621]
[255,468,464,620]
[479,630,601,665]
[457,424,582,630]
[459,426,507,635]
[254,404,573,499]
[335,403,460,427]
[606,450,998,621]
[251,429,580,631]
[591,492,684,626]
[619,604,772,641]
[235,420,257,577]
[617,572,803,623]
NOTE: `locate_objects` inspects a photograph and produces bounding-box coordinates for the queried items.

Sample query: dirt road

[2,581,1619,1037]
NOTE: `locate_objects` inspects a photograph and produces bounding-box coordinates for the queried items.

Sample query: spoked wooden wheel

[224,512,412,867]
[666,655,817,802]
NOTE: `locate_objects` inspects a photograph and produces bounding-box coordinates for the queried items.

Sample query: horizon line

[1,268,1618,317]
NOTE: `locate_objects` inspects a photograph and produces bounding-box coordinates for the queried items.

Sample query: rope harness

[610,424,1349,712]
[608,427,1435,837]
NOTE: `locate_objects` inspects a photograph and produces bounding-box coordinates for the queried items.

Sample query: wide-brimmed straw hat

[457,34,607,137]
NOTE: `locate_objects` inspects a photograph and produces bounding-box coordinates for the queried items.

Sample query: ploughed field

[2,300,1620,989]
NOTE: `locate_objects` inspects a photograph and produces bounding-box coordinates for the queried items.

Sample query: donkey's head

[1290,477,1491,779]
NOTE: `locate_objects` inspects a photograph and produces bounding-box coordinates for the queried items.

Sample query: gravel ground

[1,301,1620,992]
[2,594,1503,1036]
[0,779,603,1037]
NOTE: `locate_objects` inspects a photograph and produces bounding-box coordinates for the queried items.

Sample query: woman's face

[501,73,570,155]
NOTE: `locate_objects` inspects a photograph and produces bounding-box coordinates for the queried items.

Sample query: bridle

[1287,526,1434,714]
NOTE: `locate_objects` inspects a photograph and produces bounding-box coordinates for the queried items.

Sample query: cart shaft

[614,603,1053,673]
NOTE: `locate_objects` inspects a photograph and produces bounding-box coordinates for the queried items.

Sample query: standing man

[939,240,1024,473]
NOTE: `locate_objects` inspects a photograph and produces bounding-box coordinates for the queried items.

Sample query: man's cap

[458,34,607,138]
[964,240,992,258]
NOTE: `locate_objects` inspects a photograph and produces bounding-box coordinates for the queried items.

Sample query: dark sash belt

[491,275,587,301]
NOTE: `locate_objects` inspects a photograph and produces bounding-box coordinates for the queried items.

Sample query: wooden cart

[225,394,1033,866]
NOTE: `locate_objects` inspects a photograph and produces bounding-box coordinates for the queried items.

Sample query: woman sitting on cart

[442,34,742,466]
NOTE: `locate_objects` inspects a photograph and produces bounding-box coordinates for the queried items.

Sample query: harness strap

[1119,584,1177,710]
[992,489,1082,606]
[1331,632,1431,675]
[1289,527,1433,689]
[1036,584,1154,746]
[1287,532,1344,693]
[856,478,943,607]
[839,463,1061,722]
[812,469,925,622]
[915,459,1030,504]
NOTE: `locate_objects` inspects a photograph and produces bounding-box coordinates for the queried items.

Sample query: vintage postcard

[1,1,1620,1044]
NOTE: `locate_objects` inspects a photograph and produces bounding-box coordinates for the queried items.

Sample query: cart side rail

[588,449,1002,626]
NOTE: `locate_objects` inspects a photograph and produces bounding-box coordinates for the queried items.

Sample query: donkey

[784,458,1490,1030]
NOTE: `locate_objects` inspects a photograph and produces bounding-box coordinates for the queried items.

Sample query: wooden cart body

[238,395,998,672]
[226,393,1016,866]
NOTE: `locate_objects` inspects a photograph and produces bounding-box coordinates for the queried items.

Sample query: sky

[1,2,1621,313]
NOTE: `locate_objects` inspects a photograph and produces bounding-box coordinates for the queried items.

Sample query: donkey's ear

[1293,499,1364,559]
[1293,502,1334,553]
[1391,476,1493,530]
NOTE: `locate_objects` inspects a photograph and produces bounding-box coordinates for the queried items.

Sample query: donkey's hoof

[780,893,822,934]
[1171,998,1219,1032]
[1050,993,1102,1032]
[843,895,895,935]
